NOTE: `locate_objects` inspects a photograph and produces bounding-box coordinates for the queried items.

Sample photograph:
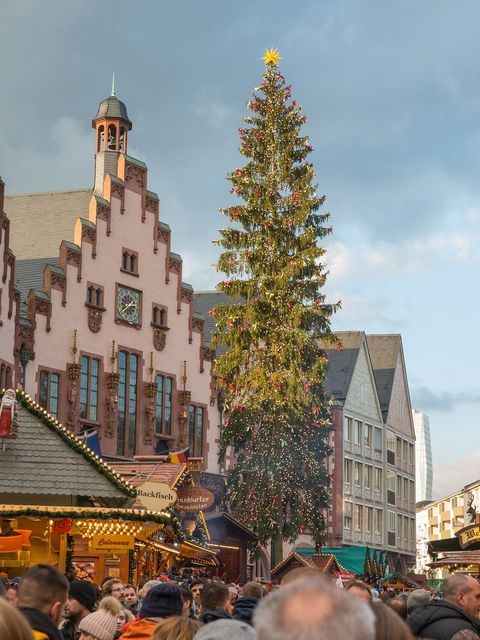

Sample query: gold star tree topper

[263,48,282,66]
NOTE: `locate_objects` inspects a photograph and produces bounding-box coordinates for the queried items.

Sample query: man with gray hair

[408,573,480,639]
[253,576,375,640]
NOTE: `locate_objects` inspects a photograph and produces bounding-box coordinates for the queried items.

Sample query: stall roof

[0,391,135,499]
[109,461,187,489]
[271,550,342,579]
[301,546,371,576]
[429,551,480,567]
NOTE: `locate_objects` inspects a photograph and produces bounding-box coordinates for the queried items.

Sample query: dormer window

[121,248,139,276]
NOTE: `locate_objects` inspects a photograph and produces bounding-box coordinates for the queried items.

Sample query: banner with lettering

[89,535,134,552]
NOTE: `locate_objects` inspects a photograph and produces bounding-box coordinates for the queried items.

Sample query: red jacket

[119,618,161,639]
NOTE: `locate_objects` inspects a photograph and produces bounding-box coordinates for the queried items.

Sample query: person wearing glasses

[101,579,125,604]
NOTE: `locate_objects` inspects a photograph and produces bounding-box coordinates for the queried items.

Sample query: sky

[1,0,480,498]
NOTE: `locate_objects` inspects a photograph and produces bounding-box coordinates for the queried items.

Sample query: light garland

[74,520,144,537]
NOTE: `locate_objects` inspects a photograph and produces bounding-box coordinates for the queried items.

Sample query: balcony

[440,509,451,522]
[428,515,439,526]
[454,505,464,517]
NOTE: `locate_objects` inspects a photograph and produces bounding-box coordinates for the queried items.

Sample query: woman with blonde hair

[152,616,200,640]
[0,597,34,640]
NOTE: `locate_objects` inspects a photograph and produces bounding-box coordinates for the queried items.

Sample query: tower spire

[111,72,116,97]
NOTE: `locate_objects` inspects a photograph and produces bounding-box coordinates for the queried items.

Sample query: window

[188,405,205,457]
[121,248,138,275]
[374,467,383,492]
[344,501,353,529]
[354,505,363,531]
[388,510,396,533]
[403,440,408,462]
[156,374,173,435]
[387,470,396,505]
[344,416,352,442]
[80,356,100,421]
[409,443,415,465]
[364,424,372,448]
[39,370,60,417]
[117,351,138,457]
[365,465,373,489]
[152,304,167,327]
[354,462,363,486]
[397,514,403,539]
[344,458,353,484]
[410,480,415,502]
[354,420,362,445]
[387,430,395,465]
[86,283,104,308]
[374,427,383,452]
[404,477,409,501]
[397,475,402,499]
[396,437,402,461]
[365,506,373,532]
[375,509,383,534]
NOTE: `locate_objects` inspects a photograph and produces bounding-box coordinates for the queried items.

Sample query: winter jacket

[408,600,480,640]
[200,608,233,625]
[119,617,162,639]
[19,607,63,640]
[233,597,259,626]
[59,619,80,640]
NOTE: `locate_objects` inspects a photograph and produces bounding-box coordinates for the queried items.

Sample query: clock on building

[116,287,141,325]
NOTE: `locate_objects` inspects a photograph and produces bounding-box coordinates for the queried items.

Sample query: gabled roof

[109,461,187,490]
[204,511,257,541]
[271,550,341,578]
[0,390,135,499]
[15,257,59,310]
[366,335,401,420]
[5,188,91,259]
[323,331,364,402]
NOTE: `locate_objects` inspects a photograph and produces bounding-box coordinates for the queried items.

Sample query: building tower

[92,77,132,194]
[413,410,433,502]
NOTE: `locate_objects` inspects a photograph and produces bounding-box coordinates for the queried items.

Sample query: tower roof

[93,95,132,129]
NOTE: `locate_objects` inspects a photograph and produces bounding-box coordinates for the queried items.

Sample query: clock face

[117,287,141,324]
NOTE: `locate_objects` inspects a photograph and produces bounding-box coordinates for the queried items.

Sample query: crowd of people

[1,563,480,640]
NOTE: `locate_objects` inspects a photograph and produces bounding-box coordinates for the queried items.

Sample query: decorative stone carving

[169,257,181,274]
[144,399,155,446]
[125,164,145,189]
[105,372,120,439]
[180,288,193,304]
[153,327,167,351]
[87,308,103,333]
[157,225,170,244]
[66,363,81,428]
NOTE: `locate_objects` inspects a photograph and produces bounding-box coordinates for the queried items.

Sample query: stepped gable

[4,189,91,260]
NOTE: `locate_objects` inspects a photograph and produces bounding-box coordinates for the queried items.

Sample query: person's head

[65,581,98,622]
[406,588,431,614]
[200,582,230,613]
[281,567,322,587]
[191,581,204,605]
[116,607,134,631]
[139,579,159,600]
[17,563,68,625]
[373,602,413,639]
[241,581,264,600]
[180,586,194,617]
[228,584,238,604]
[101,579,124,602]
[384,597,408,620]
[6,582,18,606]
[0,597,34,640]
[345,580,373,604]
[443,573,480,619]
[78,596,123,640]
[139,583,184,620]
[123,584,138,608]
[192,619,256,640]
[152,615,200,640]
[253,576,376,640]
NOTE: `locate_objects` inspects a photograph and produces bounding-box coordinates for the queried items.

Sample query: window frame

[155,373,174,436]
[188,403,206,457]
[79,355,101,423]
[116,349,140,457]
[38,368,61,417]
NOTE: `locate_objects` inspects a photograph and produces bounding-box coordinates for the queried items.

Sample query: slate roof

[366,335,401,420]
[193,291,239,346]
[0,400,133,500]
[322,331,365,402]
[15,257,59,311]
[4,188,91,259]
[93,95,132,127]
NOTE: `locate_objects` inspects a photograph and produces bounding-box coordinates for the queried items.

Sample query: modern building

[413,410,433,503]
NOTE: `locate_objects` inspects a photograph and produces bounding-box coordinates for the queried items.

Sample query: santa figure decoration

[0,389,17,441]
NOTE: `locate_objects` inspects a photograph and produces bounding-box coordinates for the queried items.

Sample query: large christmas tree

[211,50,340,562]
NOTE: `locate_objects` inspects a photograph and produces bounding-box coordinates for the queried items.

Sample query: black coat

[233,597,259,626]
[200,608,232,624]
[408,601,480,640]
[19,607,63,640]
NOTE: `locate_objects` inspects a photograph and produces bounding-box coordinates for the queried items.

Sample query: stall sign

[456,524,480,549]
[52,518,72,534]
[136,481,177,511]
[334,571,356,580]
[89,535,135,552]
[175,487,215,513]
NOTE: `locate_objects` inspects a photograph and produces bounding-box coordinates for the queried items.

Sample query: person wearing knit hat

[120,583,184,640]
[61,581,98,640]
[78,596,122,640]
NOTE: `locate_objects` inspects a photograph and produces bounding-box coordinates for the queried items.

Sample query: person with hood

[119,583,183,639]
[78,596,122,640]
[199,582,232,625]
[408,573,480,640]
[17,564,68,640]
[233,581,263,626]
[61,580,98,640]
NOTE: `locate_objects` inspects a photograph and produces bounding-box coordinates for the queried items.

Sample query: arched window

[95,288,102,307]
[5,367,12,389]
[108,125,117,150]
[97,125,104,152]
[119,127,126,152]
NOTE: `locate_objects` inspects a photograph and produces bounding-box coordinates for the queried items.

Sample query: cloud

[193,86,235,131]
[433,449,480,499]
[411,385,480,412]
